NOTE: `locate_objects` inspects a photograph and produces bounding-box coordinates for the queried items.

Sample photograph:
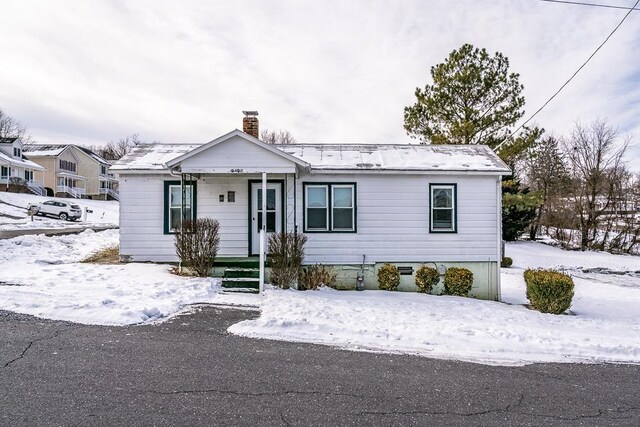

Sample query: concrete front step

[221,288,260,294]
[221,277,260,289]
[224,268,260,279]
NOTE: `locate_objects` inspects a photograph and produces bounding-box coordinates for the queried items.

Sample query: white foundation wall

[296,173,501,265]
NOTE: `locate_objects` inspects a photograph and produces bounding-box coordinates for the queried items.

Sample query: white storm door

[250,182,282,255]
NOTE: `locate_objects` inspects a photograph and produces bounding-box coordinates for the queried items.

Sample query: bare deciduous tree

[564,120,629,250]
[525,136,570,239]
[260,129,296,145]
[0,108,34,144]
[88,134,142,160]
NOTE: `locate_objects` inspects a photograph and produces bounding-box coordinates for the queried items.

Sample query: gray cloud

[0,0,638,161]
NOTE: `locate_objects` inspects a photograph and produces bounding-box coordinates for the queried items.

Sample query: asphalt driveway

[1,306,639,426]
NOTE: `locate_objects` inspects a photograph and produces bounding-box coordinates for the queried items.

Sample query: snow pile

[230,242,640,366]
[0,230,258,325]
[229,287,640,366]
[0,192,119,230]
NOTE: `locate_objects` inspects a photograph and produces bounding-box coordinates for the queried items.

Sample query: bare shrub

[174,218,220,277]
[300,264,337,290]
[268,232,307,289]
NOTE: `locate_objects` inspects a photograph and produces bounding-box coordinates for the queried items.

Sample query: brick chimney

[242,111,259,138]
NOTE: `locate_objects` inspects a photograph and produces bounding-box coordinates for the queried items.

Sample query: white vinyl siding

[297,174,499,264]
[119,173,288,262]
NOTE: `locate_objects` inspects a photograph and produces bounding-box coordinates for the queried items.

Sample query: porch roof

[0,152,45,171]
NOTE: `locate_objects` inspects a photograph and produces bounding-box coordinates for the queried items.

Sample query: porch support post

[259,172,267,292]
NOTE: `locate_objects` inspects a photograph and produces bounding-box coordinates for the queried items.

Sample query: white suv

[29,200,82,221]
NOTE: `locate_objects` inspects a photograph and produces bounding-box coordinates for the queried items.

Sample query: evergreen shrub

[377,263,400,291]
[501,257,513,268]
[443,267,473,296]
[415,265,440,293]
[524,269,574,314]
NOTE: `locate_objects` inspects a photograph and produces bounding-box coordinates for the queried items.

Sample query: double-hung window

[304,183,356,232]
[164,180,197,234]
[429,184,456,233]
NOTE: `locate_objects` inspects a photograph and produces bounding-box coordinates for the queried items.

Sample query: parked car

[28,200,82,221]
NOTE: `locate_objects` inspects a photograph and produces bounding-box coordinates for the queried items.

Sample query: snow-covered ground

[1,228,639,366]
[230,242,640,366]
[0,230,258,325]
[0,192,118,230]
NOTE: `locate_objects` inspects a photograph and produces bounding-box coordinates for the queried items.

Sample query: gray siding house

[112,114,509,300]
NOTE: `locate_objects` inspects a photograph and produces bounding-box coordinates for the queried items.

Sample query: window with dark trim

[163,180,197,234]
[430,183,456,233]
[59,159,77,172]
[304,183,356,232]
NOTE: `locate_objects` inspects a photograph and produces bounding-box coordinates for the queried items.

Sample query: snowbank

[229,241,640,366]
[0,229,258,325]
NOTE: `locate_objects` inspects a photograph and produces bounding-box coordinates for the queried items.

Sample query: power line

[495,0,640,151]
[538,0,640,11]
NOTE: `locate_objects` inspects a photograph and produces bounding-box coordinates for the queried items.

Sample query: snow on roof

[112,140,510,174]
[279,144,510,173]
[76,146,110,165]
[110,143,203,171]
[22,144,68,157]
[0,151,45,171]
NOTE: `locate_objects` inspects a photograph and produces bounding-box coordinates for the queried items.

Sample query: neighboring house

[23,144,119,200]
[111,112,510,300]
[0,137,46,195]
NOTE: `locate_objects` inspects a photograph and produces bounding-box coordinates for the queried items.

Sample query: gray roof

[111,143,203,171]
[279,144,510,173]
[111,140,510,174]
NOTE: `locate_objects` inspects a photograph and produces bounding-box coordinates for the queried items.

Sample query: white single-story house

[111,113,510,299]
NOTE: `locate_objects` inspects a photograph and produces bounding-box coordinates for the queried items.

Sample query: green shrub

[524,269,574,314]
[443,267,473,297]
[501,257,513,268]
[377,263,400,291]
[174,218,221,277]
[415,265,439,293]
[268,232,308,289]
[299,264,337,290]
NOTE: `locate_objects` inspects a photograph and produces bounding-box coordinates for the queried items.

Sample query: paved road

[1,307,639,426]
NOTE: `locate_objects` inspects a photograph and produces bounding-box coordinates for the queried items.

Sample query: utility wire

[495,0,640,151]
[538,0,640,11]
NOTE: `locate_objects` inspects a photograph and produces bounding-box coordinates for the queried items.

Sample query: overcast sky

[1,0,638,159]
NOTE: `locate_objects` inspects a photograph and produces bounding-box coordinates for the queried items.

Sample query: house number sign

[229,168,244,173]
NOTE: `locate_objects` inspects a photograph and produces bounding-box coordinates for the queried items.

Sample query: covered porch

[164,129,308,290]
[56,172,86,198]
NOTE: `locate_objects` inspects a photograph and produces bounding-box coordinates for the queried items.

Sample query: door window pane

[258,211,277,232]
[257,189,276,211]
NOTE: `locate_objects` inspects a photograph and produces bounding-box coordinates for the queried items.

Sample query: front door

[250,182,282,255]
